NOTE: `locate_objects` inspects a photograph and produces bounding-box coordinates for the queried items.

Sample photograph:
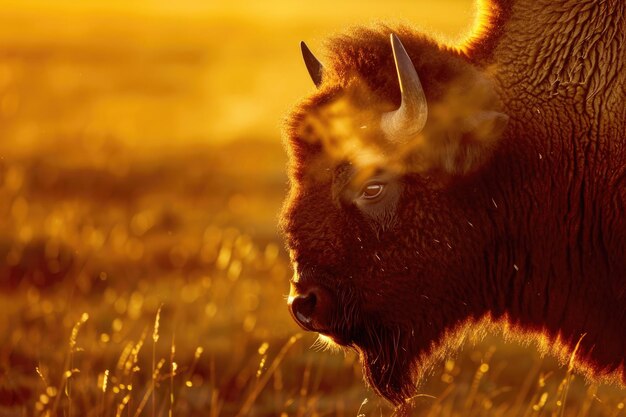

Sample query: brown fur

[281,0,626,407]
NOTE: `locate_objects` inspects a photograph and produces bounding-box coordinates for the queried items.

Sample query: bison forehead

[285,30,507,186]
[285,85,398,178]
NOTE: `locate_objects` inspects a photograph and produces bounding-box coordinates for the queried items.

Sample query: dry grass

[0,1,625,416]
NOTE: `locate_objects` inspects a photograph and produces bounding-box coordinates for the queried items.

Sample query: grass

[0,1,626,416]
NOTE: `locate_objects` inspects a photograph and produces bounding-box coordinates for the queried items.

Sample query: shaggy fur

[281,0,626,406]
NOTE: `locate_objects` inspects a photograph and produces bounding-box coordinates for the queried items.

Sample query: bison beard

[282,0,626,408]
[320,283,432,404]
[330,284,413,402]
[356,325,413,404]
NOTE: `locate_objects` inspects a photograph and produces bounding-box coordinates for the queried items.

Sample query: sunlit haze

[0,0,473,152]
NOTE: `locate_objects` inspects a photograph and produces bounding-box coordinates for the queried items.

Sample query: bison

[280,0,626,406]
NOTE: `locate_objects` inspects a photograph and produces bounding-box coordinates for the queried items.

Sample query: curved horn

[381,34,428,142]
[301,41,324,87]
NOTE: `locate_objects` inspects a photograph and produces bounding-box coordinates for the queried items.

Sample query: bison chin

[353,325,420,405]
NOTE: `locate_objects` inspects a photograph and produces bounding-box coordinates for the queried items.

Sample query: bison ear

[462,110,509,141]
[435,110,509,175]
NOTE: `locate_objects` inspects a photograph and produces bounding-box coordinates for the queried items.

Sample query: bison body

[281,0,626,405]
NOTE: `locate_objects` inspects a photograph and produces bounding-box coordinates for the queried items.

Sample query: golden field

[0,1,625,416]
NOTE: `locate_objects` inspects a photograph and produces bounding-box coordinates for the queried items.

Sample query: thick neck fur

[470,146,626,379]
[456,1,626,378]
[465,106,626,382]
[471,0,626,128]
[472,0,626,83]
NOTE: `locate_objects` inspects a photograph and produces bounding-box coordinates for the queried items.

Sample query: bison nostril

[291,291,318,325]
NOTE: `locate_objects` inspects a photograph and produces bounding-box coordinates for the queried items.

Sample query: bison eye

[360,182,385,200]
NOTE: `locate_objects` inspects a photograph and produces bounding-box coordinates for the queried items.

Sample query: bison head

[280,27,508,404]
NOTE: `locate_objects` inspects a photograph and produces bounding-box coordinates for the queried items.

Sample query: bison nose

[290,291,318,326]
[288,282,334,332]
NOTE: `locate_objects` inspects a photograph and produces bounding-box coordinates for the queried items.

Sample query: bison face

[281,31,508,404]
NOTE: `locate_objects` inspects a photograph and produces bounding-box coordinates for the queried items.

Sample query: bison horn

[301,41,324,87]
[381,34,428,142]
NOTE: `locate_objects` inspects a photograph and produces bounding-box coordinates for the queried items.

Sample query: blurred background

[1,1,625,416]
